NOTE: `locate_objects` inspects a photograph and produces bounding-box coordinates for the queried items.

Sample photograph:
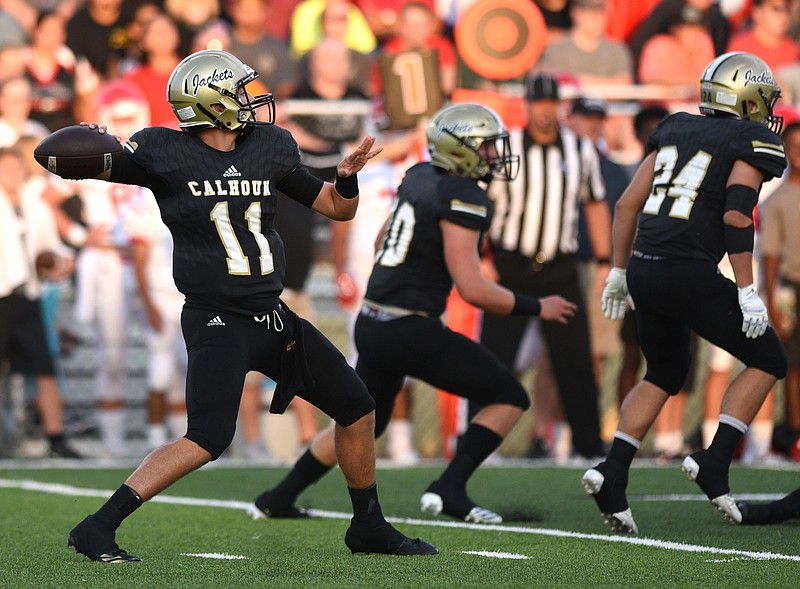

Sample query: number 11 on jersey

[210,201,274,275]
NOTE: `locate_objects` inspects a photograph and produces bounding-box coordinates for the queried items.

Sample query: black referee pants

[480,251,604,457]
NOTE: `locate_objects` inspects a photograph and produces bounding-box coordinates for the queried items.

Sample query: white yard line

[2,478,798,562]
[630,493,785,501]
[180,553,247,560]
[462,551,530,560]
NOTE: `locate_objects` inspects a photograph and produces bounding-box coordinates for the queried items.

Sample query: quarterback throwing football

[44,49,437,562]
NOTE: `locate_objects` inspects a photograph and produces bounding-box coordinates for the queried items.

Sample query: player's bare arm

[311,135,383,221]
[611,151,657,269]
[725,159,765,288]
[441,219,576,322]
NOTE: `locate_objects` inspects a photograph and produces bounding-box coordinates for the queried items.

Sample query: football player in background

[46,49,436,561]
[251,103,577,524]
[738,487,800,524]
[583,52,788,534]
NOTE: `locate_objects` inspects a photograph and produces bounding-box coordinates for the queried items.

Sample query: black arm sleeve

[724,184,759,216]
[109,152,169,192]
[275,166,325,208]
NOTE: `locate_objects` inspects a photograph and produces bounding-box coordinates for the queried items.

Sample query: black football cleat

[420,480,502,523]
[248,489,309,519]
[49,440,83,459]
[738,488,800,525]
[68,515,142,563]
[581,462,639,534]
[737,501,770,525]
[345,520,438,555]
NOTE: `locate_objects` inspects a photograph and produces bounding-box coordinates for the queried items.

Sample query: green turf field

[0,462,798,588]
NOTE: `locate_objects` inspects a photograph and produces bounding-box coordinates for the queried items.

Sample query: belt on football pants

[632,249,666,261]
[360,299,429,322]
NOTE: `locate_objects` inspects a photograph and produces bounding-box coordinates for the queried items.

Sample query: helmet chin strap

[196,103,235,131]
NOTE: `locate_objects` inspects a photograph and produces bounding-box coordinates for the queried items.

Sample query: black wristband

[335,172,359,199]
[595,257,611,265]
[511,293,542,316]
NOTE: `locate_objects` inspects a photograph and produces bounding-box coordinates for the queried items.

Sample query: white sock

[388,419,413,459]
[653,431,670,454]
[167,413,186,439]
[614,430,641,450]
[148,423,168,449]
[655,430,684,456]
[742,420,773,464]
[672,430,685,455]
[719,413,748,434]
[97,408,126,456]
[553,421,572,463]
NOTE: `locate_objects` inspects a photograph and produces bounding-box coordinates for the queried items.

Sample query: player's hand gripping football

[79,122,122,144]
[538,295,577,324]
[601,267,628,321]
[738,284,769,339]
[337,136,383,177]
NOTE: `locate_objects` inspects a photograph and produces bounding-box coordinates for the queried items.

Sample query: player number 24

[210,201,274,275]
[642,146,711,219]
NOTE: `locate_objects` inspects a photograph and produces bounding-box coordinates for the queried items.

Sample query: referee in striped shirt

[481,73,611,459]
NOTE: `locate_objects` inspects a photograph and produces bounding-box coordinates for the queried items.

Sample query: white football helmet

[700,51,783,133]
[427,103,519,182]
[166,49,275,132]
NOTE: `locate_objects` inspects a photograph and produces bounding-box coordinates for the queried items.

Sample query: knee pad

[493,375,531,410]
[185,416,237,460]
[750,347,788,380]
[642,368,684,396]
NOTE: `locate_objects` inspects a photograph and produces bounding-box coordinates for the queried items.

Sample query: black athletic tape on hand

[335,173,359,199]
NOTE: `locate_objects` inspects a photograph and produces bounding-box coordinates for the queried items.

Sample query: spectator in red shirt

[638,4,715,94]
[376,2,456,97]
[123,13,182,128]
[727,0,800,73]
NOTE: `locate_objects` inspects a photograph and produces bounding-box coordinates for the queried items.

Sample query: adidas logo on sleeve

[223,165,242,177]
[207,315,226,326]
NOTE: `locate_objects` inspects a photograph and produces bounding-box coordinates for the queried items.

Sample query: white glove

[738,284,769,339]
[601,267,628,321]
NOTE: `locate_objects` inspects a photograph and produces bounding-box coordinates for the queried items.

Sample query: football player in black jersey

[251,103,577,524]
[738,487,800,524]
[582,52,789,534]
[53,49,437,561]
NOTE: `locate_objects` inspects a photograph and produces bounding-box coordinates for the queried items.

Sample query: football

[34,125,123,180]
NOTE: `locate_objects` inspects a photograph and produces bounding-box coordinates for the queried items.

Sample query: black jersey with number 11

[633,112,786,264]
[109,125,322,315]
